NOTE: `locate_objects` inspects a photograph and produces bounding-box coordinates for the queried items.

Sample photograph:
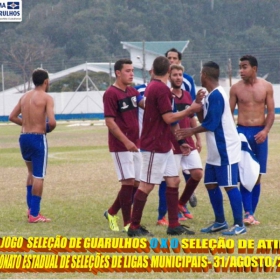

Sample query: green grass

[1,121,280,279]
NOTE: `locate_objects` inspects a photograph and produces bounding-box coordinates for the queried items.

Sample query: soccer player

[127,56,204,237]
[169,64,203,221]
[176,61,246,235]
[9,68,56,223]
[229,55,275,225]
[103,58,144,232]
[155,48,200,225]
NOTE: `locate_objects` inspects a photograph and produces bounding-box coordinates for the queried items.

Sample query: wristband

[177,139,186,146]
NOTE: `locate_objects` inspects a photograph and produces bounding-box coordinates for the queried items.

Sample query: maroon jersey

[171,90,196,154]
[103,85,140,152]
[140,79,173,153]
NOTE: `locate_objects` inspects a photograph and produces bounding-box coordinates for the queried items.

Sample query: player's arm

[105,117,138,152]
[264,82,275,133]
[9,98,22,126]
[255,82,275,144]
[190,117,202,152]
[229,85,238,115]
[171,123,191,155]
[46,96,56,132]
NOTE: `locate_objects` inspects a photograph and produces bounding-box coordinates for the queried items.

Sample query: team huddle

[102,49,275,237]
[8,49,274,237]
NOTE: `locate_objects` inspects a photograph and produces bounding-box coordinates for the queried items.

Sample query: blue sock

[182,172,191,182]
[30,196,41,217]
[26,185,32,209]
[240,183,253,215]
[252,183,261,214]
[226,188,243,227]
[158,181,167,220]
[207,187,225,223]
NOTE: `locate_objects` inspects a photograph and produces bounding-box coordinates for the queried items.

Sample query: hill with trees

[1,0,280,91]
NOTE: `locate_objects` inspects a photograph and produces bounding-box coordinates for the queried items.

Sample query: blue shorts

[204,163,239,187]
[237,125,267,174]
[19,133,48,179]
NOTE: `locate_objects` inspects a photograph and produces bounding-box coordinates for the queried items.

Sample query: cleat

[104,210,119,232]
[178,204,193,219]
[222,224,246,236]
[157,216,168,226]
[178,212,187,221]
[28,213,51,223]
[201,221,228,233]
[127,226,153,237]
[167,224,195,235]
[243,212,260,225]
[123,223,130,232]
[189,193,197,207]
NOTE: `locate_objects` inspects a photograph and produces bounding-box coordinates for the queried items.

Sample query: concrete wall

[0,85,279,121]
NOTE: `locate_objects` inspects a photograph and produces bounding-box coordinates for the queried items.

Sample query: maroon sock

[118,185,134,226]
[179,177,200,206]
[132,186,138,202]
[166,187,180,228]
[108,192,121,216]
[130,189,148,229]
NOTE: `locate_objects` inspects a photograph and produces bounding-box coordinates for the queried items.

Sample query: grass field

[1,119,280,279]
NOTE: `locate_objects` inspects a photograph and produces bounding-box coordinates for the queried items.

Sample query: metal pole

[86,62,89,91]
[228,58,232,87]
[2,64,5,116]
[142,41,146,83]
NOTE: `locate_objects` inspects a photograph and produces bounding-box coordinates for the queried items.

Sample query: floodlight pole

[2,64,5,116]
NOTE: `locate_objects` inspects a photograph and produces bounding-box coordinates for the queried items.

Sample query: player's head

[152,56,170,77]
[201,61,219,87]
[165,48,182,65]
[239,55,258,81]
[170,64,184,89]
[114,58,134,85]
[32,68,49,91]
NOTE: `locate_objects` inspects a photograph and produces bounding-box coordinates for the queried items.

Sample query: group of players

[8,49,274,236]
[102,49,275,237]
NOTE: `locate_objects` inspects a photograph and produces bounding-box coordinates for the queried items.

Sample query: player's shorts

[237,125,267,174]
[19,133,48,179]
[204,163,239,187]
[111,151,142,181]
[140,150,178,184]
[174,149,203,173]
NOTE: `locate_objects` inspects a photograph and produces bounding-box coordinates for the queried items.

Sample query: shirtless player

[230,55,275,225]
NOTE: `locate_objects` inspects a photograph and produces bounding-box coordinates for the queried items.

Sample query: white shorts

[140,150,178,185]
[111,151,142,181]
[174,150,203,173]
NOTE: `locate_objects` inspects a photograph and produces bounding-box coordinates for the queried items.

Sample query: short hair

[32,68,49,87]
[202,61,220,81]
[240,55,258,67]
[170,64,185,73]
[152,56,170,76]
[114,58,132,73]
[165,48,182,60]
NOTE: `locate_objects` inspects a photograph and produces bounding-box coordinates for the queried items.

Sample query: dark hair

[240,55,258,67]
[114,58,132,73]
[165,48,182,60]
[202,61,220,81]
[153,56,170,76]
[32,68,49,87]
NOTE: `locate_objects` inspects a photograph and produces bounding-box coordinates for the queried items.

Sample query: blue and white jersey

[167,72,196,101]
[202,86,241,166]
[134,83,147,137]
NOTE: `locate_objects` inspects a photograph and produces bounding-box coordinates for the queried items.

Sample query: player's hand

[195,89,206,104]
[196,139,202,153]
[176,128,193,139]
[125,140,139,152]
[254,130,268,144]
[180,143,192,156]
